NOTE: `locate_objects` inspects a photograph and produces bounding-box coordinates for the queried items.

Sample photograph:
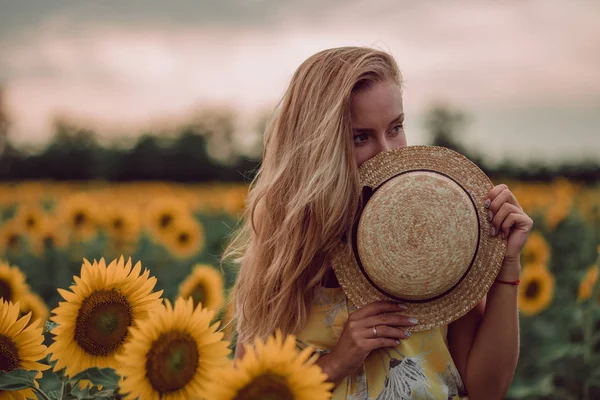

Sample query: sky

[0,0,599,165]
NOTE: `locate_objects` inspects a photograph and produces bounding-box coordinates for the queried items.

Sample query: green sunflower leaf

[46,390,61,400]
[70,383,92,399]
[86,389,117,398]
[0,368,38,391]
[69,382,118,400]
[70,368,120,391]
[87,386,100,396]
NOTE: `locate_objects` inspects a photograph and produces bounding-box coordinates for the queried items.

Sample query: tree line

[0,96,597,183]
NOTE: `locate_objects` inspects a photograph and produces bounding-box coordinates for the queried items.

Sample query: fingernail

[485,199,490,209]
[408,317,419,324]
[488,211,493,221]
[398,303,408,309]
[490,227,496,236]
[395,339,400,345]
[405,330,412,337]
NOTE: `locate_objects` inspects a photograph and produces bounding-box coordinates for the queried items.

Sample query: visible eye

[390,124,404,134]
[353,134,369,145]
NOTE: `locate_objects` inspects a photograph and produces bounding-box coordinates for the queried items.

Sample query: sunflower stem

[31,386,52,400]
[59,379,65,400]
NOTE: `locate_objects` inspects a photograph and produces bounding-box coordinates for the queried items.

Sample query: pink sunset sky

[1,0,599,165]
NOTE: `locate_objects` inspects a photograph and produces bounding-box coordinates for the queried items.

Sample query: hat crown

[357,171,480,301]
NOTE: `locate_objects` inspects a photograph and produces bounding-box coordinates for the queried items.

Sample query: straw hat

[331,145,507,332]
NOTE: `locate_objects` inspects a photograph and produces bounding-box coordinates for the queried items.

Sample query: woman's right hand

[316,301,418,386]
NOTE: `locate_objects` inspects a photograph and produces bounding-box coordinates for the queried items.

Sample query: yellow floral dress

[296,285,469,400]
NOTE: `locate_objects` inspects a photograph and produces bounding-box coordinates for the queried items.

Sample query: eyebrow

[352,113,405,133]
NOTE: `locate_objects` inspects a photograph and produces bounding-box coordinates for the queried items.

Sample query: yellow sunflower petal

[0,261,29,305]
[518,263,555,316]
[48,257,162,378]
[0,300,49,395]
[178,264,225,311]
[204,330,333,400]
[115,297,230,400]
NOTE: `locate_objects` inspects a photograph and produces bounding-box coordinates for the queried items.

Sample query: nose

[376,137,391,153]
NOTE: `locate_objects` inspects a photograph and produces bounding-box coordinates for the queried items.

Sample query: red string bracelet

[494,279,521,286]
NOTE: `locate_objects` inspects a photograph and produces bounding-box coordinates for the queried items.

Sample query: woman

[224,46,532,399]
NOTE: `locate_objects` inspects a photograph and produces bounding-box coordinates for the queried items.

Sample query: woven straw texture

[331,145,507,332]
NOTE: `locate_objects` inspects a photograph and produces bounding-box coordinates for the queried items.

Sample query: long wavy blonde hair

[223,46,402,343]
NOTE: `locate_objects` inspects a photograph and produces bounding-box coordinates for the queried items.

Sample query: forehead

[350,81,403,126]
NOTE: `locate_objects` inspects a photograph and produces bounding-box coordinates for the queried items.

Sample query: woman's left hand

[485,184,534,266]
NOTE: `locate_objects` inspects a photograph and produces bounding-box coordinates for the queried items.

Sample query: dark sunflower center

[0,334,19,373]
[178,232,190,245]
[525,280,541,299]
[43,236,55,249]
[7,234,21,249]
[74,211,86,227]
[26,217,36,228]
[74,289,133,356]
[191,285,206,305]
[113,218,123,231]
[233,373,294,400]
[0,280,12,302]
[159,214,173,229]
[146,331,199,394]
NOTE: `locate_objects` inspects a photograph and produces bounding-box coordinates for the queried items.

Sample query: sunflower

[0,300,49,399]
[204,330,333,400]
[164,217,205,259]
[48,257,163,378]
[178,264,225,310]
[222,185,249,216]
[522,231,550,267]
[14,203,46,237]
[103,205,141,242]
[518,264,555,316]
[144,197,189,244]
[19,292,49,327]
[0,221,25,256]
[29,217,68,256]
[59,193,99,241]
[0,261,29,305]
[102,205,142,256]
[115,297,230,400]
[578,264,599,302]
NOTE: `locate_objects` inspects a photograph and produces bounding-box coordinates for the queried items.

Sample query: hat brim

[331,145,506,332]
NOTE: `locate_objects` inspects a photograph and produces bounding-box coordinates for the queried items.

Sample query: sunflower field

[0,178,599,399]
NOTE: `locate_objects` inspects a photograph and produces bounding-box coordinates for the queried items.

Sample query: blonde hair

[223,46,402,343]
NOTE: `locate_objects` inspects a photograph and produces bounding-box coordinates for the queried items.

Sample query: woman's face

[350,80,406,167]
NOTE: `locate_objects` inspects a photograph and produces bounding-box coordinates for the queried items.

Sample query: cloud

[0,0,286,37]
[0,0,599,155]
